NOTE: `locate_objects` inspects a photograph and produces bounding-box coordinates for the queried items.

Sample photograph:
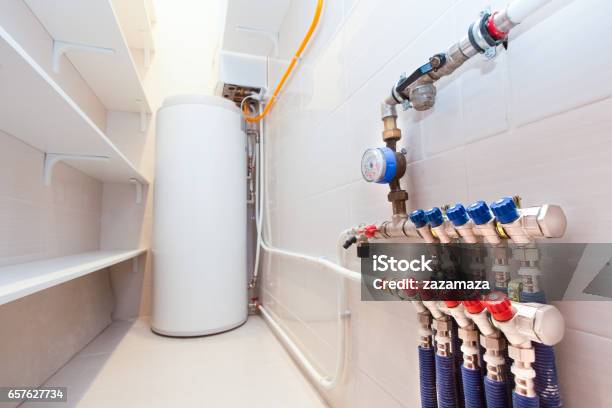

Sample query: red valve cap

[363,225,378,238]
[444,300,461,308]
[463,300,485,314]
[484,291,514,322]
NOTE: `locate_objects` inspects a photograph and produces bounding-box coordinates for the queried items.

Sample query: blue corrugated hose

[479,344,487,380]
[419,346,438,408]
[484,376,508,408]
[451,321,465,408]
[533,342,563,408]
[512,392,540,408]
[461,366,484,408]
[435,354,457,408]
[521,291,563,408]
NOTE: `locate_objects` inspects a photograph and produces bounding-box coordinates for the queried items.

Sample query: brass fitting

[379,103,408,217]
[480,334,505,351]
[382,116,402,142]
[508,345,535,364]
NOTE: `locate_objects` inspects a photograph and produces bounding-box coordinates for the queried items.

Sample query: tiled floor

[22,317,328,408]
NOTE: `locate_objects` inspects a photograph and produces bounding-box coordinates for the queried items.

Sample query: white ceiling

[222,0,291,56]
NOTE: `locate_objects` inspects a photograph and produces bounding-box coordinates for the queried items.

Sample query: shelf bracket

[52,40,115,74]
[137,100,148,132]
[235,26,279,57]
[43,153,109,186]
[129,178,144,204]
[132,255,139,274]
[142,30,152,69]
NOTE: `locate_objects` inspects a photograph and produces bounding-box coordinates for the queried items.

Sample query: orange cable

[243,0,323,122]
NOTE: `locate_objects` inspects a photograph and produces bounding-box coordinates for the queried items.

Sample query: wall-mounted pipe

[383,0,552,111]
[247,97,360,391]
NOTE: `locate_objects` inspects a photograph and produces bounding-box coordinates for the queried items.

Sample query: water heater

[152,94,247,336]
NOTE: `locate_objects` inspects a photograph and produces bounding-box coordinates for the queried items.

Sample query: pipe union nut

[418,312,433,326]
[480,335,505,351]
[434,319,452,332]
[459,327,480,342]
[508,345,535,363]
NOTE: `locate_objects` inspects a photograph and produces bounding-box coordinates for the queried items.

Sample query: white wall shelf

[0,25,149,185]
[24,0,152,114]
[0,249,147,306]
[111,0,156,67]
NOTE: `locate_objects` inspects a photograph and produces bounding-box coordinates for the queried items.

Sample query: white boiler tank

[152,94,247,336]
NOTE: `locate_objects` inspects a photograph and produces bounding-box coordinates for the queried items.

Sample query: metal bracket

[141,30,152,68]
[137,100,148,132]
[132,255,139,274]
[235,26,279,57]
[129,178,144,204]
[43,153,109,186]
[479,6,499,60]
[53,40,115,73]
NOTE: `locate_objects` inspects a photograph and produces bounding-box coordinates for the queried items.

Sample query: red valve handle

[363,225,378,239]
[484,291,515,322]
[444,300,461,308]
[463,300,486,314]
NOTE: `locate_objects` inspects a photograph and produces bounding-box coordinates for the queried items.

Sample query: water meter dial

[361,147,397,184]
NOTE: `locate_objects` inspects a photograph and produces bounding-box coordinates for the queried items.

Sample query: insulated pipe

[415,303,439,408]
[419,345,439,408]
[444,302,483,408]
[461,365,484,408]
[463,300,509,408]
[451,320,466,408]
[425,306,457,408]
[436,353,458,408]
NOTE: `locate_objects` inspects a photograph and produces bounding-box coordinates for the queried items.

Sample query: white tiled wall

[0,1,119,401]
[261,0,612,406]
[0,127,114,408]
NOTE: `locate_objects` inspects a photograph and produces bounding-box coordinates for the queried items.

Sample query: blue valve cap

[425,207,444,228]
[467,201,493,225]
[410,209,428,228]
[446,204,469,227]
[491,197,520,224]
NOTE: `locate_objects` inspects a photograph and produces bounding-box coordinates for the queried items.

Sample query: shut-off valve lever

[390,54,446,105]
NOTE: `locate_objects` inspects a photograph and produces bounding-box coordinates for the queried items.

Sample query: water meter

[361,147,397,184]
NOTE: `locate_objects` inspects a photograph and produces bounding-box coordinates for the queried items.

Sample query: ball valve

[490,197,567,244]
[424,207,459,244]
[446,204,479,244]
[466,200,502,245]
[409,209,437,243]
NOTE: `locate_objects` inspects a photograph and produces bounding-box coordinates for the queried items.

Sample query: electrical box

[216,50,267,104]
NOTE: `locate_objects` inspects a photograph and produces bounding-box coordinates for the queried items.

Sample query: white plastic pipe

[252,101,360,390]
[506,0,552,24]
